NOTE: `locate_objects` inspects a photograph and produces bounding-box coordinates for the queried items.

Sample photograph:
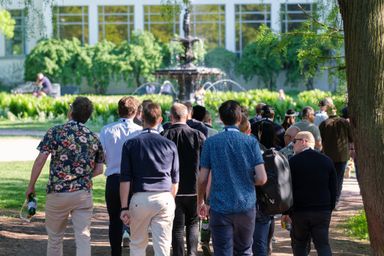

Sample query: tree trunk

[338,1,384,254]
[305,77,314,90]
[135,67,142,87]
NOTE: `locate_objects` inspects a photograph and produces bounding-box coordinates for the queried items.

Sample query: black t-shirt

[251,118,285,149]
[162,123,206,194]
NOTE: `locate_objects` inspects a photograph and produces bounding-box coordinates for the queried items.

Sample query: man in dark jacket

[319,105,354,206]
[282,131,337,256]
[162,103,206,256]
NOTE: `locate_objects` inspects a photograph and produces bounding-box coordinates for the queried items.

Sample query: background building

[0,0,331,91]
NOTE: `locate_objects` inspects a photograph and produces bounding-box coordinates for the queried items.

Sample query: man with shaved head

[282,131,337,256]
[162,103,206,256]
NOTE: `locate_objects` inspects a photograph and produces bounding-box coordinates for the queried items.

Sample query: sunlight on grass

[345,210,369,240]
[0,161,106,213]
[0,119,104,134]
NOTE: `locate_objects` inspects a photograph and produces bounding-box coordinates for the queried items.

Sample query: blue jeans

[210,208,255,256]
[253,213,272,256]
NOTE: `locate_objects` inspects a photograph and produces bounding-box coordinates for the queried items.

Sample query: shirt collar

[223,126,240,132]
[68,120,84,126]
[119,118,134,123]
[141,128,159,134]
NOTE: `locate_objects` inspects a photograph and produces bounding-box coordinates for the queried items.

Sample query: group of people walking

[25,95,354,256]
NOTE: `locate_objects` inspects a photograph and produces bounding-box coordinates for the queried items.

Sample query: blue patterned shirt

[200,127,264,214]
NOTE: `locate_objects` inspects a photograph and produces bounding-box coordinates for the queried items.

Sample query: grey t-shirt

[293,120,322,141]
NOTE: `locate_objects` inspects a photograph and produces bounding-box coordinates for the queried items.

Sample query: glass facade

[281,3,316,33]
[98,5,134,44]
[235,4,271,53]
[1,1,320,57]
[190,4,225,50]
[144,5,180,43]
[53,6,89,44]
[5,9,26,56]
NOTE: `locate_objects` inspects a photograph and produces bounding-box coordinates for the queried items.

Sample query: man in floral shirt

[26,96,104,256]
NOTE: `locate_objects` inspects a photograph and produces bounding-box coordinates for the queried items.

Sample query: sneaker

[122,231,130,248]
[201,242,212,256]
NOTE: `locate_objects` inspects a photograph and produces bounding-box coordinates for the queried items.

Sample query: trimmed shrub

[0,90,346,123]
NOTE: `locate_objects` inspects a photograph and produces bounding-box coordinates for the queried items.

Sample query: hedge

[0,90,346,123]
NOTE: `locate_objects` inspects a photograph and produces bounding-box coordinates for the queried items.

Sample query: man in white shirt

[314,98,334,126]
[100,96,142,256]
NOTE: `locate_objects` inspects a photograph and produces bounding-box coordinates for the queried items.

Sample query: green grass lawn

[0,119,104,133]
[0,161,106,213]
[0,119,63,131]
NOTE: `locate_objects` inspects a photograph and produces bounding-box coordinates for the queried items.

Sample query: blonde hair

[239,114,251,134]
[295,131,315,149]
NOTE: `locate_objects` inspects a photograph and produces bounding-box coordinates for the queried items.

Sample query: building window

[235,4,271,54]
[281,3,316,33]
[190,4,225,50]
[98,6,134,44]
[53,6,89,44]
[5,9,26,56]
[144,5,180,43]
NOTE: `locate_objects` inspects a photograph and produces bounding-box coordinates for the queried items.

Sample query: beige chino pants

[45,190,93,256]
[129,192,175,256]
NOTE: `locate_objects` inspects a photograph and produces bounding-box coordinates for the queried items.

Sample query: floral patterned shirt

[38,120,104,193]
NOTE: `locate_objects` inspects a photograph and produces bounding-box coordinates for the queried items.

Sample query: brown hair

[118,96,139,118]
[219,100,242,125]
[71,97,93,123]
[143,103,162,126]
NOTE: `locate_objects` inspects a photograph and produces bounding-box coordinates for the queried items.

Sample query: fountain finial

[179,7,200,68]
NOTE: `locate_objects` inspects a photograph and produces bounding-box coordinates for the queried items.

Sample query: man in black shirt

[162,103,206,256]
[282,131,337,256]
[251,105,285,148]
[120,103,179,255]
[184,102,208,137]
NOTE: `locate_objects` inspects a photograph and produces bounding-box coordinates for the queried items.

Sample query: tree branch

[297,4,342,32]
[283,30,344,39]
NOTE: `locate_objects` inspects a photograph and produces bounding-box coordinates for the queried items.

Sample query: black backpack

[256,148,293,215]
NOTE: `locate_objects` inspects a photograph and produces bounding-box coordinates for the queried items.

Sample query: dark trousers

[172,196,199,256]
[334,162,347,203]
[210,208,255,256]
[290,210,332,256]
[253,214,272,256]
[106,174,123,256]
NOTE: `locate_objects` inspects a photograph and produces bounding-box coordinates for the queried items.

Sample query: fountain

[155,5,224,102]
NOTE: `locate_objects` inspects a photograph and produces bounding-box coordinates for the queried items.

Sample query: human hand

[197,202,209,219]
[120,210,130,225]
[25,186,35,200]
[281,214,292,225]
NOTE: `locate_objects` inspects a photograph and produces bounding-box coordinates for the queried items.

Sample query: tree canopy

[237,25,283,90]
[0,9,15,38]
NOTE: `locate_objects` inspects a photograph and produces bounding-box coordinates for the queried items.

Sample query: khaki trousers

[45,190,93,256]
[129,192,175,256]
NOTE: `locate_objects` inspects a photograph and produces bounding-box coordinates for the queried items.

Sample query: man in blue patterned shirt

[197,100,267,256]
[26,97,104,256]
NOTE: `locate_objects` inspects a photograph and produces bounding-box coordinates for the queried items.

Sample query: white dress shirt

[100,118,142,176]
